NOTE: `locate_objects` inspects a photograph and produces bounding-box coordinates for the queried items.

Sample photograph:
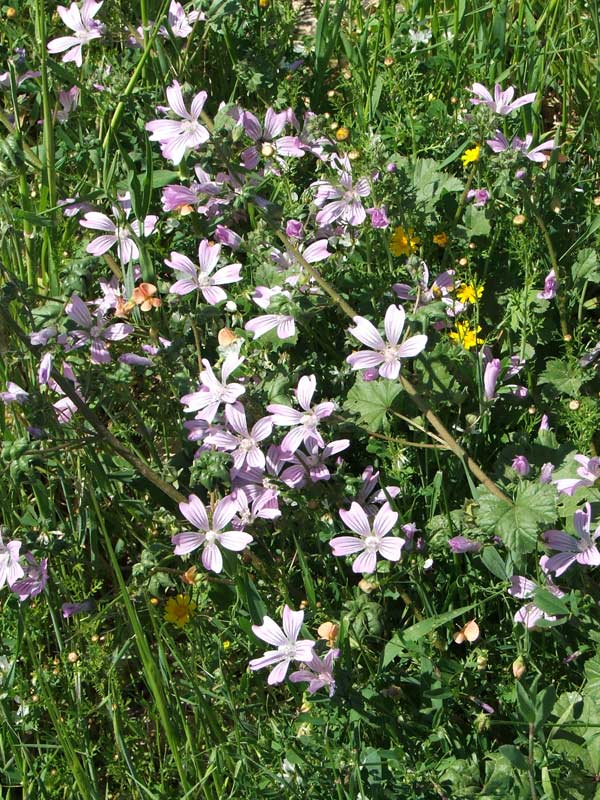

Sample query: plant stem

[274,230,512,505]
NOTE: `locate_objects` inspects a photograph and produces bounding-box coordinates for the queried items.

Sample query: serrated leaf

[584,655,600,695]
[539,358,587,398]
[344,379,401,431]
[477,484,556,554]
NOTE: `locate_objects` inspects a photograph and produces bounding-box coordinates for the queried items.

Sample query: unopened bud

[67,651,79,664]
[569,399,580,411]
[512,656,526,679]
[6,6,16,17]
[261,142,275,158]
[384,56,394,67]
[513,214,526,226]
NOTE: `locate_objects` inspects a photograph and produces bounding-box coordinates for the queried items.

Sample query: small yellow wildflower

[164,594,196,628]
[222,640,231,650]
[455,283,484,304]
[335,126,350,142]
[449,321,484,350]
[432,232,449,247]
[461,145,480,167]
[390,226,420,257]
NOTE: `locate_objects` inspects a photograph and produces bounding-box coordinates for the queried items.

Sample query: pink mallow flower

[393,262,454,308]
[289,648,339,697]
[80,201,157,266]
[537,269,557,300]
[160,0,202,38]
[0,535,24,589]
[543,503,600,577]
[312,155,370,227]
[346,304,427,380]
[66,294,133,364]
[330,501,404,574]
[267,374,335,454]
[1,382,29,405]
[146,81,210,165]
[172,494,252,574]
[553,454,600,496]
[469,83,536,115]
[486,130,555,163]
[249,605,315,685]
[205,403,272,470]
[11,553,48,601]
[166,240,242,303]
[509,556,566,628]
[181,354,245,422]
[47,0,105,68]
[279,439,350,487]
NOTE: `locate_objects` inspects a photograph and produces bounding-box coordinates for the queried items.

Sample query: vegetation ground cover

[1,0,600,796]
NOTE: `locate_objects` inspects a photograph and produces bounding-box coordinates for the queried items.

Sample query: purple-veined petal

[349,316,385,350]
[373,503,398,537]
[508,576,536,599]
[352,550,378,573]
[267,658,291,685]
[212,496,239,530]
[179,494,209,530]
[282,605,303,641]
[330,535,366,556]
[296,375,316,410]
[347,350,384,370]
[252,616,287,647]
[378,536,404,561]
[172,531,205,554]
[384,305,405,345]
[202,542,223,573]
[249,650,284,671]
[339,502,371,537]
[218,530,253,552]
[80,212,115,232]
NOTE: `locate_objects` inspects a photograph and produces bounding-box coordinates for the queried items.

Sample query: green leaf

[477,484,556,554]
[481,545,511,581]
[539,358,587,398]
[463,205,491,237]
[533,588,569,617]
[344,379,401,431]
[498,744,529,771]
[516,681,536,723]
[535,685,557,734]
[572,248,600,285]
[400,602,478,642]
[584,654,600,695]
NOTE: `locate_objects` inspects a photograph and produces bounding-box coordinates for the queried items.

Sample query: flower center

[239,437,255,453]
[382,344,401,363]
[204,530,218,544]
[90,325,102,338]
[182,119,201,135]
[280,642,296,659]
[300,411,317,428]
[261,142,275,157]
[364,535,380,552]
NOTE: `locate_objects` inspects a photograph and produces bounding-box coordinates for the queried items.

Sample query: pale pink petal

[378,360,400,380]
[384,305,405,345]
[179,494,209,530]
[347,351,384,370]
[398,334,428,358]
[373,503,398,537]
[296,375,316,410]
[349,316,385,350]
[190,90,208,120]
[339,502,371,536]
[252,616,287,647]
[330,536,366,556]
[218,530,253,552]
[212,496,239,530]
[166,80,189,119]
[249,650,284,670]
[172,531,205,554]
[80,212,116,232]
[352,550,378,573]
[267,658,290,685]
[282,605,304,641]
[378,536,404,561]
[202,542,223,573]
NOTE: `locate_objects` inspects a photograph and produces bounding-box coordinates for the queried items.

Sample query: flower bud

[512,455,530,477]
[512,656,526,680]
[513,213,526,226]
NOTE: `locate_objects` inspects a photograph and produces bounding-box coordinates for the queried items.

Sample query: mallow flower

[80,197,157,266]
[166,240,242,303]
[66,294,133,364]
[346,304,427,380]
[469,83,536,115]
[146,81,210,165]
[267,374,335,454]
[0,534,24,589]
[249,605,315,685]
[289,648,339,697]
[180,355,245,422]
[509,556,566,628]
[553,454,600,495]
[10,553,48,601]
[330,502,404,573]
[543,503,600,576]
[172,494,252,574]
[47,0,105,67]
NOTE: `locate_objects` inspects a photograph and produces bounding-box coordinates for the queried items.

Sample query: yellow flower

[461,145,480,167]
[390,226,420,257]
[449,321,484,350]
[222,640,231,650]
[455,283,484,304]
[164,594,196,628]
[433,232,449,247]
